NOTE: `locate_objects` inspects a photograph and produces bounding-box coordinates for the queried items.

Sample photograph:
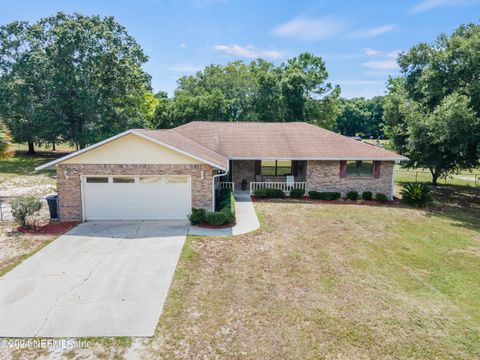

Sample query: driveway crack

[34,237,127,336]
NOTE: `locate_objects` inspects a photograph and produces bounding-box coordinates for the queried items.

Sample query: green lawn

[0,151,479,359]
[0,151,65,198]
[396,166,480,187]
[0,152,60,177]
[140,192,480,359]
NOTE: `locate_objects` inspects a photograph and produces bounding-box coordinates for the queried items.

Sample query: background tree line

[0,12,387,156]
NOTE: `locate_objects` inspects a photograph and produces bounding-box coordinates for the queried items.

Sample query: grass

[1,149,479,358]
[131,187,480,359]
[0,151,61,177]
[395,166,480,187]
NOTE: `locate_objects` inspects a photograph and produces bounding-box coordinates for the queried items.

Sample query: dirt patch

[0,222,56,277]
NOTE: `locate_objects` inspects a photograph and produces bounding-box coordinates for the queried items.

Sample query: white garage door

[82,175,191,220]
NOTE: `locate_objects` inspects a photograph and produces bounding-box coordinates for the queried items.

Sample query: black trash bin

[46,195,59,220]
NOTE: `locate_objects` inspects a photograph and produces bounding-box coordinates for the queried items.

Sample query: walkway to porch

[188,191,260,237]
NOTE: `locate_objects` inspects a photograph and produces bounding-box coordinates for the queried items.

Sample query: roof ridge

[166,128,228,159]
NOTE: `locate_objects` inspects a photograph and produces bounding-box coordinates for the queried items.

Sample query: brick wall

[306,161,395,198]
[232,160,256,190]
[57,163,213,221]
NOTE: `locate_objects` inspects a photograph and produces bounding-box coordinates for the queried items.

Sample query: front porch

[216,160,307,195]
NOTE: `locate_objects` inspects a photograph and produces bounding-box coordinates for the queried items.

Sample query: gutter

[211,161,230,211]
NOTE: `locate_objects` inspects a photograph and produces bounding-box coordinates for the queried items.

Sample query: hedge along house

[36,121,407,222]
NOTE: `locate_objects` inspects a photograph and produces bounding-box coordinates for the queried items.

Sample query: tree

[335,98,370,136]
[384,23,480,184]
[383,78,410,155]
[407,93,479,185]
[0,121,14,159]
[334,97,385,138]
[0,21,52,154]
[0,13,152,151]
[153,52,339,128]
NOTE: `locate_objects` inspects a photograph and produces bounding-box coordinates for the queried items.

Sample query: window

[112,177,135,183]
[261,160,292,176]
[86,177,108,183]
[139,176,162,183]
[346,161,373,177]
[165,176,188,184]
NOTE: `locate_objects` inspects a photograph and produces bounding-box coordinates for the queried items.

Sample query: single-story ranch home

[36,121,408,222]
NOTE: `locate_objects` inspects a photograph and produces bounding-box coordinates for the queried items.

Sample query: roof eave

[35,129,228,172]
[227,156,409,161]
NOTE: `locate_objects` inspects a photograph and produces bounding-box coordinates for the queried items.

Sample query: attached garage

[82,175,191,220]
[35,129,228,222]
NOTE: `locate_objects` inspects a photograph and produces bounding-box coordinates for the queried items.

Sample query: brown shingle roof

[135,128,229,169]
[36,122,407,172]
[167,121,407,161]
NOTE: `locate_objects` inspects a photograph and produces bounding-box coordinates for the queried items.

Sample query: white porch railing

[250,182,306,195]
[216,181,235,192]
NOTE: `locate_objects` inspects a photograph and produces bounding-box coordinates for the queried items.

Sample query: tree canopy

[335,97,384,138]
[384,23,480,184]
[148,54,341,130]
[0,12,151,153]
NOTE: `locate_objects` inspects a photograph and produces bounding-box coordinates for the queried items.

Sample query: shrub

[11,196,42,227]
[206,211,230,226]
[254,188,285,198]
[308,191,341,200]
[290,188,305,198]
[203,191,236,226]
[189,208,206,225]
[362,191,373,201]
[401,182,433,207]
[215,188,232,211]
[346,191,359,200]
[375,193,388,202]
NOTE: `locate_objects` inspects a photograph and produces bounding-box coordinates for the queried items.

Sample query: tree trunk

[430,169,439,186]
[52,139,56,151]
[27,141,35,155]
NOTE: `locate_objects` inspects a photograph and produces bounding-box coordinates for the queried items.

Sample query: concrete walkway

[188,191,260,236]
[0,221,187,337]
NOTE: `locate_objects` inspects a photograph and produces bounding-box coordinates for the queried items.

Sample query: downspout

[391,161,397,200]
[211,161,230,211]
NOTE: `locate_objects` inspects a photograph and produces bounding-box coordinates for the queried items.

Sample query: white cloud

[386,49,402,58]
[213,44,282,59]
[162,63,203,72]
[411,0,477,13]
[349,24,395,38]
[180,43,187,48]
[271,16,346,41]
[363,48,382,56]
[362,59,399,70]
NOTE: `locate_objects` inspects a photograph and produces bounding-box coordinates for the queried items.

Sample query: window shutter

[292,161,299,177]
[254,160,261,175]
[339,161,347,178]
[373,161,381,178]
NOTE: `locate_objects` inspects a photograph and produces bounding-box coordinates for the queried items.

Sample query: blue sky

[1,0,479,98]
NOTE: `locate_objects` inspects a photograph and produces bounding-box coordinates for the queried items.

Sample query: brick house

[36,121,407,222]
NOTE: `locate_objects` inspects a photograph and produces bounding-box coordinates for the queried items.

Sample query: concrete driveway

[0,221,188,337]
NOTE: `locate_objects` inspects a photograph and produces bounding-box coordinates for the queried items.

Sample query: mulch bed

[17,221,80,235]
[194,221,236,229]
[252,196,401,206]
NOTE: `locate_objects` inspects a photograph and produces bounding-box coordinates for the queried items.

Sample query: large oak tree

[0,12,151,152]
